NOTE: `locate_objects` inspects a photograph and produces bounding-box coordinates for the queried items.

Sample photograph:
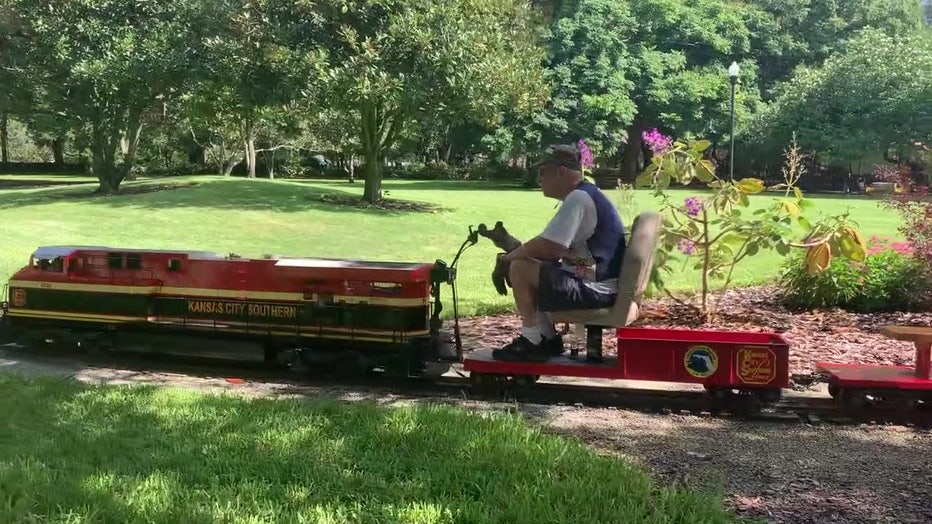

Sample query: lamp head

[728,61,740,78]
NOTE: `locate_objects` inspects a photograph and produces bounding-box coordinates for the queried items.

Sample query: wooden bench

[879,325,932,380]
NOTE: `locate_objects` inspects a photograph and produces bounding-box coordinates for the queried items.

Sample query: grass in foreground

[0,175,904,316]
[0,373,743,523]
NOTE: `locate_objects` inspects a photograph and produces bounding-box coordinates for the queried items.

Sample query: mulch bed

[310,193,445,213]
[457,285,932,384]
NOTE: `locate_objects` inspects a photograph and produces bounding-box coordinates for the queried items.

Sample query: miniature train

[1,212,929,414]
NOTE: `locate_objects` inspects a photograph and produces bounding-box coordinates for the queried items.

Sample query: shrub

[776,236,931,312]
[876,161,932,276]
[636,131,866,320]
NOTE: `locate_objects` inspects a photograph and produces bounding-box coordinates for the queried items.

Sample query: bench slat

[879,326,932,344]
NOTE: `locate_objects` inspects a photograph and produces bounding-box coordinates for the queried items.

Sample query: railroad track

[2,342,930,428]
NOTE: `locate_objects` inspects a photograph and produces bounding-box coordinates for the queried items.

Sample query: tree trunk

[363,149,382,201]
[90,119,122,195]
[241,119,257,178]
[359,101,402,203]
[619,117,645,182]
[223,159,238,176]
[443,123,453,164]
[52,137,65,165]
[119,109,143,182]
[348,152,355,183]
[0,113,8,163]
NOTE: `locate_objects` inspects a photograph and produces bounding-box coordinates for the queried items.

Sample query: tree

[12,0,201,193]
[182,0,315,179]
[0,3,32,163]
[525,0,637,159]
[637,129,868,320]
[307,0,548,202]
[746,0,927,95]
[745,27,932,166]
[528,0,765,178]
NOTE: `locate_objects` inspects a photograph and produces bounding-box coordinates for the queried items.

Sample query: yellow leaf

[736,178,765,194]
[804,243,831,275]
[841,226,867,252]
[696,159,715,181]
[782,200,800,218]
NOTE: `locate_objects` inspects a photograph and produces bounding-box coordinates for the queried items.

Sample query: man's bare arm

[502,236,567,262]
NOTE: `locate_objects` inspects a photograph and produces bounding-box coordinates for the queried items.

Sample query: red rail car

[464,327,789,408]
[817,326,932,409]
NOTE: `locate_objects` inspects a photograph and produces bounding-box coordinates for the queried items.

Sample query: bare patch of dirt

[310,192,446,213]
[456,284,932,384]
[543,407,932,524]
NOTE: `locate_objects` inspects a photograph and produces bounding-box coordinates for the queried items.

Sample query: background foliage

[0,0,928,199]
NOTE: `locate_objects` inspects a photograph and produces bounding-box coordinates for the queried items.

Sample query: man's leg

[507,259,541,341]
[506,259,558,344]
[492,259,561,361]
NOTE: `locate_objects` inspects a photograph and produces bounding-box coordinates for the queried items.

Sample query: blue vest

[575,181,626,281]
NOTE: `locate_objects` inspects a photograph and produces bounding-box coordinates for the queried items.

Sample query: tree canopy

[1,0,928,196]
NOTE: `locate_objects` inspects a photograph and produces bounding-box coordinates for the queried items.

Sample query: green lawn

[0,372,744,523]
[0,174,904,317]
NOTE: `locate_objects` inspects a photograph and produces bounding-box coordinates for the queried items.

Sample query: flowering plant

[578,139,595,183]
[875,160,932,275]
[636,129,868,320]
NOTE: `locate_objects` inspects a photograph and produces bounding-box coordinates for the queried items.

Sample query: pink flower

[577,139,594,168]
[678,239,696,255]
[683,196,702,217]
[642,128,673,155]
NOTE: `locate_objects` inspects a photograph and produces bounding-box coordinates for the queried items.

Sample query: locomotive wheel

[876,390,919,412]
[706,387,728,416]
[837,388,868,411]
[470,373,506,397]
[510,374,539,387]
[705,387,761,417]
[828,379,840,400]
[730,391,762,417]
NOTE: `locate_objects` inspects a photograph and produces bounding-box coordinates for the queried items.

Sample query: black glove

[492,253,511,296]
[478,221,522,253]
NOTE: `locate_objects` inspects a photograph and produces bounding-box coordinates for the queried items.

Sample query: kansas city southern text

[186,300,298,319]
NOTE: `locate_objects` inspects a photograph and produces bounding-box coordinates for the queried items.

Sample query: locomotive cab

[28,247,73,274]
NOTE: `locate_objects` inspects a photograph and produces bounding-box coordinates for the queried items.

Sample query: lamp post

[728,61,739,181]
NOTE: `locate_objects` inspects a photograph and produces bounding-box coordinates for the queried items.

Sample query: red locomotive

[1,211,929,415]
[0,244,462,376]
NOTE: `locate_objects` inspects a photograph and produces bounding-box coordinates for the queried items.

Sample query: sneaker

[492,336,550,362]
[542,334,564,356]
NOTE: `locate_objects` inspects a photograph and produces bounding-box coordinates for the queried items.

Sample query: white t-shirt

[539,189,618,294]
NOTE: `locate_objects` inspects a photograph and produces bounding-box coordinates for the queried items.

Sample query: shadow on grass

[289,178,533,193]
[0,179,91,190]
[0,372,741,523]
[0,177,450,215]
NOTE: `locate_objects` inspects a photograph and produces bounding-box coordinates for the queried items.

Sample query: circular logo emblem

[11,288,26,307]
[684,345,718,378]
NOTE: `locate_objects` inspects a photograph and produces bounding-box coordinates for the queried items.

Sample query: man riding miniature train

[492,144,626,362]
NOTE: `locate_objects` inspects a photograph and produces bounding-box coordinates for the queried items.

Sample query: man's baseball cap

[531,144,581,171]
